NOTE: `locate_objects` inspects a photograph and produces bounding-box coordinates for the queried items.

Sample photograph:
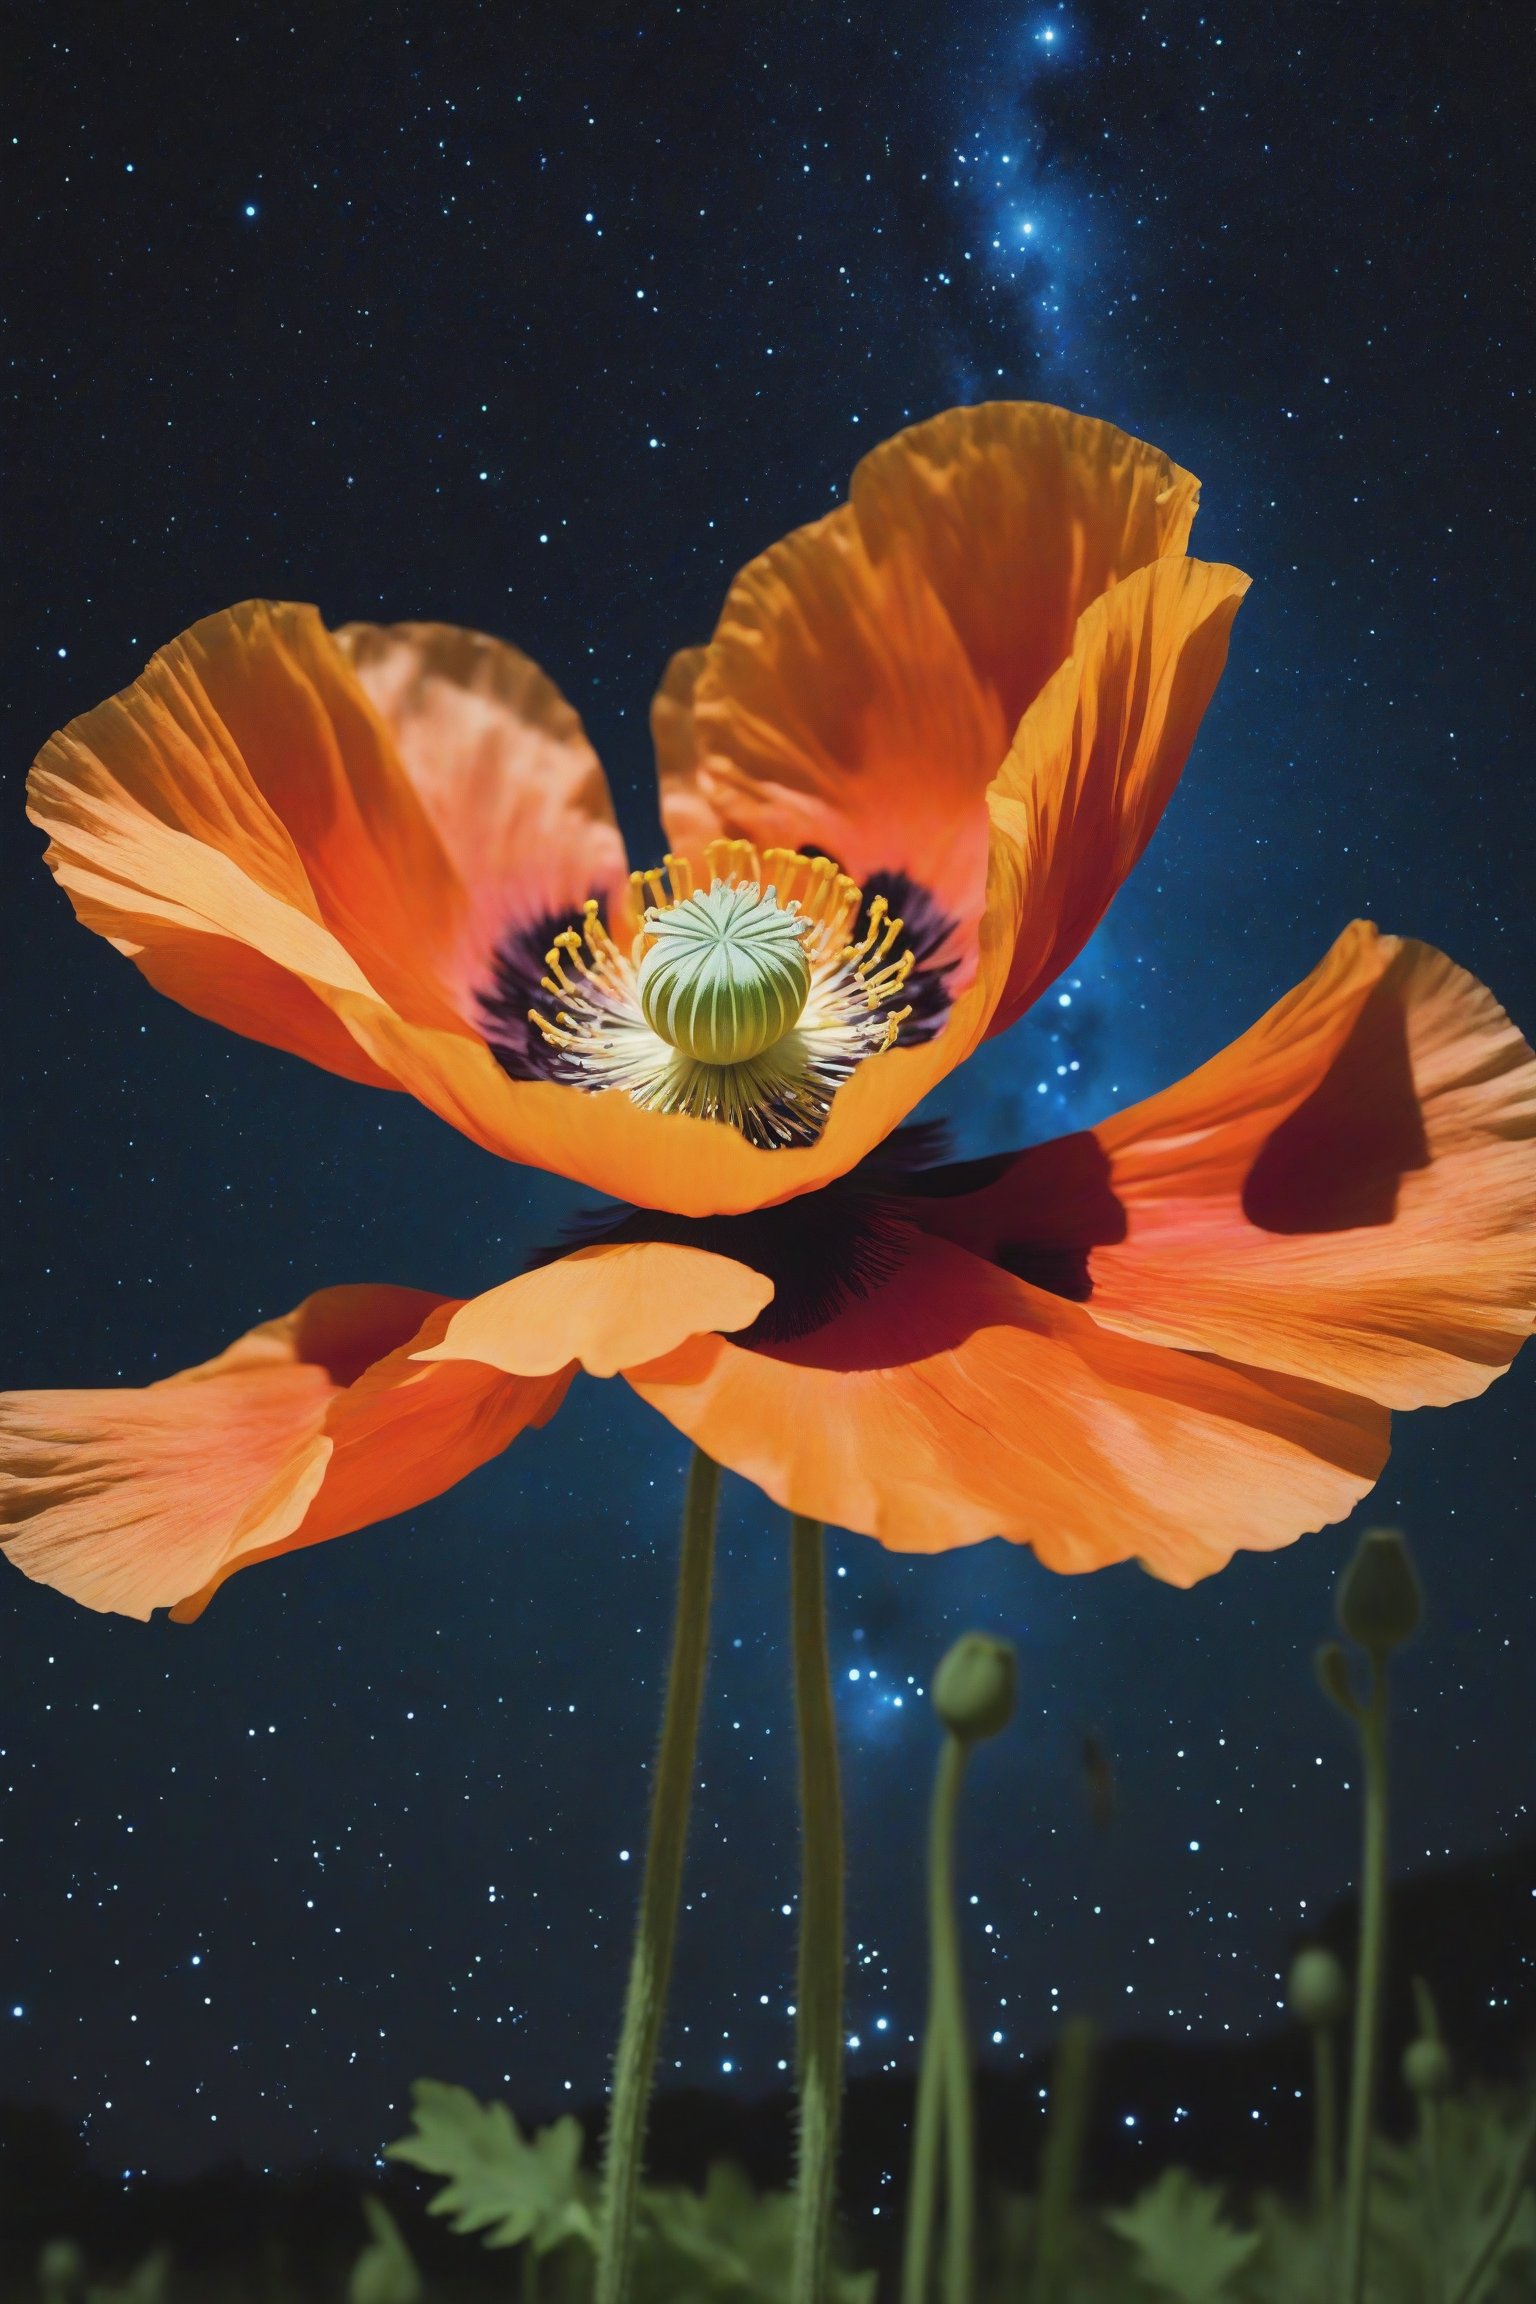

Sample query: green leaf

[348,2198,425,2304]
[635,2162,874,2303]
[1104,2168,1261,2303]
[1370,2091,1535,2304]
[1244,2191,1339,2304]
[85,2249,173,2304]
[386,2078,596,2255]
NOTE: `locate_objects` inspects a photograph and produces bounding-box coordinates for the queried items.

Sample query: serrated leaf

[635,2162,874,2303]
[1370,2091,1535,2304]
[1104,2167,1261,2303]
[1244,2190,1340,2304]
[386,2078,596,2255]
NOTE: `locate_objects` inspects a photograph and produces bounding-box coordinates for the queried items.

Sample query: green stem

[1341,1661,1390,2304]
[1033,2019,1097,2304]
[901,1736,970,2304]
[938,1747,976,2304]
[1420,2094,1444,2304]
[790,1515,845,2304]
[902,2004,947,2304]
[594,1447,720,2304]
[1313,2022,1338,2221]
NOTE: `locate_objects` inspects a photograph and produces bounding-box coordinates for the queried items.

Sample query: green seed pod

[1287,1945,1348,2028]
[932,1633,1017,1744]
[638,882,811,1064]
[1336,1525,1422,1656]
[1402,2036,1452,2099]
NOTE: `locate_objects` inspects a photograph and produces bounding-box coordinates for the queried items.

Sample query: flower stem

[1312,2020,1339,2222]
[901,1735,970,2304]
[594,1447,720,2304]
[1033,2018,1097,2304]
[789,1515,845,2304]
[933,1735,976,2304]
[901,2000,946,2304]
[1341,1660,1389,2304]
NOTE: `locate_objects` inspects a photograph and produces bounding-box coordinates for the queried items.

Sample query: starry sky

[3,0,1533,2181]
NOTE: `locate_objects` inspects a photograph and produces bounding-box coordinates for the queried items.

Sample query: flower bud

[1402,2036,1452,2099]
[1336,1525,1422,1656]
[1287,1945,1348,2028]
[932,1633,1017,1744]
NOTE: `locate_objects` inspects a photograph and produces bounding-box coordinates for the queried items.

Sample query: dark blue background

[3,0,1531,2178]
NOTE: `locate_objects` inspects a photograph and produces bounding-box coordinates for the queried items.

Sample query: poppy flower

[6,403,1534,1621]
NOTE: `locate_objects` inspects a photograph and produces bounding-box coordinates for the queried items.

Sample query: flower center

[521,839,919,1149]
[636,880,811,1064]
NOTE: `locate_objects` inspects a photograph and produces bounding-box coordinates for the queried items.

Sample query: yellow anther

[863,949,915,1005]
[705,836,734,884]
[529,1008,583,1050]
[799,856,835,919]
[873,913,905,964]
[664,852,694,902]
[629,869,650,914]
[552,928,593,980]
[763,847,802,902]
[543,948,576,994]
[846,894,888,964]
[581,901,622,966]
[822,877,862,941]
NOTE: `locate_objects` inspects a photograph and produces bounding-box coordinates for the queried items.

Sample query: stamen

[522,847,925,1149]
[844,894,889,964]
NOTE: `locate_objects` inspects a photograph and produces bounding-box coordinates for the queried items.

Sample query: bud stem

[594,1447,720,2304]
[790,1516,845,2304]
[1340,1659,1390,2304]
[901,1732,976,2304]
[1311,2020,1338,2221]
[1033,2018,1098,2304]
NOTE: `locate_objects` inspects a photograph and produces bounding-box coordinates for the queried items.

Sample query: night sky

[4,0,1534,2184]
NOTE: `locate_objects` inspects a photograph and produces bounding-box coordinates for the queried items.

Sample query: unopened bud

[932,1633,1017,1744]
[1337,1526,1422,1656]
[1287,1946,1348,2028]
[1403,2036,1452,2098]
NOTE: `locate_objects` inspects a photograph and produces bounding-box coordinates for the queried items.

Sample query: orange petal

[655,404,1200,971]
[333,620,631,1018]
[0,1286,567,1621]
[985,553,1249,1035]
[626,1231,1385,1584]
[414,1242,775,1379]
[915,924,1536,1410]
